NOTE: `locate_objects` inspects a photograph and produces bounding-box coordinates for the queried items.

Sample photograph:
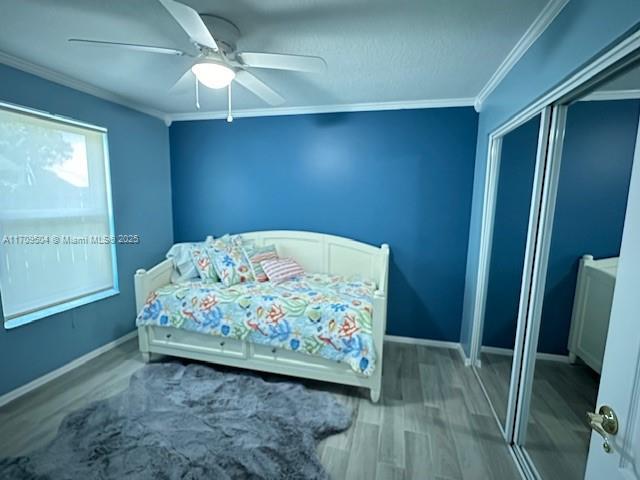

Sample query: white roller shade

[0,104,117,325]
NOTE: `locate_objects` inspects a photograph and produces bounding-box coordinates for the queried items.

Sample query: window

[0,102,118,328]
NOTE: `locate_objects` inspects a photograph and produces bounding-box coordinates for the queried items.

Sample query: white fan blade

[170,66,195,92]
[237,52,326,73]
[158,0,218,51]
[68,39,186,56]
[234,70,285,106]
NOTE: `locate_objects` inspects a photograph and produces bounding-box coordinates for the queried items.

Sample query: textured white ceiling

[0,0,549,116]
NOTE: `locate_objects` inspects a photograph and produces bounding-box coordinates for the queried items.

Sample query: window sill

[3,288,120,330]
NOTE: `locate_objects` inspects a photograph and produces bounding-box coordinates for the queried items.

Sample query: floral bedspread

[136,273,377,376]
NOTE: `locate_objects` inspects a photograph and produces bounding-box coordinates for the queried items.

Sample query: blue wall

[0,64,173,396]
[483,115,540,349]
[538,99,639,354]
[170,108,478,342]
[460,1,640,356]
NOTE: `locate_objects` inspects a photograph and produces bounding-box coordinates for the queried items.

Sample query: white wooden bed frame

[567,254,617,374]
[135,230,390,402]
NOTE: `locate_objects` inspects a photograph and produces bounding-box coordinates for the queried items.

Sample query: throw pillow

[245,244,279,282]
[189,244,219,282]
[260,257,305,283]
[208,237,255,286]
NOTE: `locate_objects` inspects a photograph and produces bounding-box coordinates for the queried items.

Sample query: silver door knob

[586,405,619,453]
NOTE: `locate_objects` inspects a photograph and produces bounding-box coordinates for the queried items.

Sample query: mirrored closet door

[473,112,546,432]
[517,59,640,480]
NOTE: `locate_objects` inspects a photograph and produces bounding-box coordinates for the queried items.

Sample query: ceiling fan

[68,0,327,121]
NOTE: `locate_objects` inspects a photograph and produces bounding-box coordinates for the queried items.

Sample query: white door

[584,116,640,479]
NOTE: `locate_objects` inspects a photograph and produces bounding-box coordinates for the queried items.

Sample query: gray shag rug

[0,362,353,480]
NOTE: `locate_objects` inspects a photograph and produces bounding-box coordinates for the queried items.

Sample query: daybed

[568,254,617,374]
[134,231,389,402]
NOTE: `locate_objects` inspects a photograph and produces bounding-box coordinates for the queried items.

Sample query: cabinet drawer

[147,326,247,359]
[252,343,353,373]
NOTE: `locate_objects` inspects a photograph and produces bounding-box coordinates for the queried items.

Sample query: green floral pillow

[190,244,218,282]
[207,236,254,287]
[244,244,279,282]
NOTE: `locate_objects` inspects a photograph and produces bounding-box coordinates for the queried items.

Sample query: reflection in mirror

[476,114,541,429]
[523,67,639,480]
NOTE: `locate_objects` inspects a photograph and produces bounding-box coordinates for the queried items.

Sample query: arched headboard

[240,230,389,291]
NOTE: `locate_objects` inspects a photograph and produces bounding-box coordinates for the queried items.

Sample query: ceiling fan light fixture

[191,62,235,89]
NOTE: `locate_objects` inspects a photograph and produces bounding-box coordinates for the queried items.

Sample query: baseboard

[0,330,138,408]
[480,345,569,363]
[480,346,515,357]
[384,334,459,349]
[384,335,472,366]
[535,352,570,363]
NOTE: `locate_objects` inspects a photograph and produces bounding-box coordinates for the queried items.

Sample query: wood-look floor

[476,351,512,427]
[0,340,521,480]
[476,352,598,480]
[527,358,598,480]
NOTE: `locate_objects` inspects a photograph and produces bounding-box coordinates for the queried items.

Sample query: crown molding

[581,89,640,101]
[0,50,169,124]
[0,49,477,125]
[167,97,476,123]
[474,0,569,112]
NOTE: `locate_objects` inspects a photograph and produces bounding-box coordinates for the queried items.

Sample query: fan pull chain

[227,83,233,123]
[195,76,200,110]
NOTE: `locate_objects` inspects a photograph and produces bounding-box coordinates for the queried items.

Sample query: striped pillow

[260,257,305,283]
[245,244,279,282]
